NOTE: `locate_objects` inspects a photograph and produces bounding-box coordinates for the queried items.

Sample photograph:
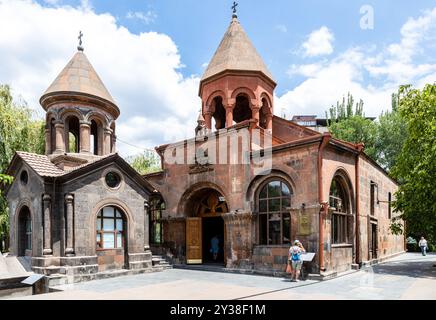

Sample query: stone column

[252,106,260,126]
[79,120,91,154]
[43,194,52,255]
[45,127,51,155]
[54,121,65,154]
[266,114,273,131]
[111,134,117,153]
[65,194,75,256]
[204,111,212,130]
[104,128,113,155]
[225,105,234,128]
[144,201,150,252]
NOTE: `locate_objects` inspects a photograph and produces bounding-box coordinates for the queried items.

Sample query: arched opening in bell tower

[65,116,80,153]
[90,119,103,156]
[233,94,252,124]
[211,96,226,130]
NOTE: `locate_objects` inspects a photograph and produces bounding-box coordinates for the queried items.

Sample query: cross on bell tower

[232,1,238,18]
[77,31,84,51]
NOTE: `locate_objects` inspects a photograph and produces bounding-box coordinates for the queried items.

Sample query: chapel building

[145,13,405,276]
[4,44,159,285]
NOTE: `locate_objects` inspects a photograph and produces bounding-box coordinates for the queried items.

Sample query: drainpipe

[318,132,331,272]
[355,143,364,266]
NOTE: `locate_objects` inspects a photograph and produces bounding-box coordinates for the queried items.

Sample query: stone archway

[184,188,228,265]
[17,206,32,257]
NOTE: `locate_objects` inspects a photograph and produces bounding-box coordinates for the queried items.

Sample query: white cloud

[126,10,157,25]
[302,26,334,57]
[279,8,436,118]
[0,0,200,157]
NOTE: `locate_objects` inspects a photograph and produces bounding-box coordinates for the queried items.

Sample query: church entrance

[185,188,228,265]
[17,206,32,257]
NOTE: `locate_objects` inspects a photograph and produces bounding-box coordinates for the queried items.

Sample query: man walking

[419,236,428,256]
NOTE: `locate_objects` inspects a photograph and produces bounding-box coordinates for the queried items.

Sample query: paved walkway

[10,253,436,300]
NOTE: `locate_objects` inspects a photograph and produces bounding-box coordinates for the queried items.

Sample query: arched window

[233,94,252,124]
[96,206,126,249]
[329,176,351,244]
[150,198,165,245]
[258,180,292,245]
[211,96,226,130]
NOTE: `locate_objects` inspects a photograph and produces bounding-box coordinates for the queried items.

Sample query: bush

[406,242,419,252]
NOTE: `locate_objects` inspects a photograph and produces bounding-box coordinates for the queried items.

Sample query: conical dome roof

[201,16,275,83]
[40,50,119,117]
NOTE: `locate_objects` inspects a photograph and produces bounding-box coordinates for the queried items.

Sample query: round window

[105,172,121,189]
[20,170,28,185]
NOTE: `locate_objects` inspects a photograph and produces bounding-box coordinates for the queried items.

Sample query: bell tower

[199,7,276,132]
[40,32,119,162]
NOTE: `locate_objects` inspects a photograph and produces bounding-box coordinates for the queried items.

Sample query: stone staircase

[151,255,172,271]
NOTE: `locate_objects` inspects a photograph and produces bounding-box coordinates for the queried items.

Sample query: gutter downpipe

[355,143,364,267]
[318,132,331,272]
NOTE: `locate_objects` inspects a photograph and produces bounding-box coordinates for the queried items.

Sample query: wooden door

[186,217,202,264]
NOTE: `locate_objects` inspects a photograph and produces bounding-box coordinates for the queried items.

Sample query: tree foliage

[391,83,436,241]
[127,150,161,175]
[374,93,408,170]
[326,91,408,172]
[0,84,45,252]
[326,92,378,160]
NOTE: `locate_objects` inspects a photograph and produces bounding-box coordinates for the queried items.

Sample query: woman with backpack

[288,240,306,282]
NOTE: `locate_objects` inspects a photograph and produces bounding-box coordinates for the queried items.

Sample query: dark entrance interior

[18,206,32,257]
[202,217,224,265]
[370,223,378,259]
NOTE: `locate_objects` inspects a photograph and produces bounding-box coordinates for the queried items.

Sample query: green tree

[0,84,45,252]
[374,93,408,171]
[391,83,436,241]
[326,93,378,160]
[127,150,161,175]
[0,84,45,171]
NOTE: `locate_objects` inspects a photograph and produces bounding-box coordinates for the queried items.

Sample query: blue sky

[0,0,435,155]
[43,0,436,95]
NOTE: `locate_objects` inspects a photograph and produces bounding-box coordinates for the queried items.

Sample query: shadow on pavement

[372,254,436,280]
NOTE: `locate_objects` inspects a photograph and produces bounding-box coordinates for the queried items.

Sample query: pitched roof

[201,16,274,82]
[16,152,65,177]
[40,51,117,109]
[15,152,113,178]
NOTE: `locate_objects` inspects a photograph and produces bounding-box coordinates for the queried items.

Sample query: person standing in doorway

[288,240,306,282]
[210,235,220,261]
[419,236,428,256]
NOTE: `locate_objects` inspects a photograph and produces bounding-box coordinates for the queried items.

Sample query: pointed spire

[201,14,275,83]
[197,110,205,123]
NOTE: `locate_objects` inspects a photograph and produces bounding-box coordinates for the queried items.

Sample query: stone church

[3,12,404,283]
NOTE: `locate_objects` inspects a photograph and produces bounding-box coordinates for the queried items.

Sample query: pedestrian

[418,236,428,256]
[288,239,306,282]
[210,235,220,261]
